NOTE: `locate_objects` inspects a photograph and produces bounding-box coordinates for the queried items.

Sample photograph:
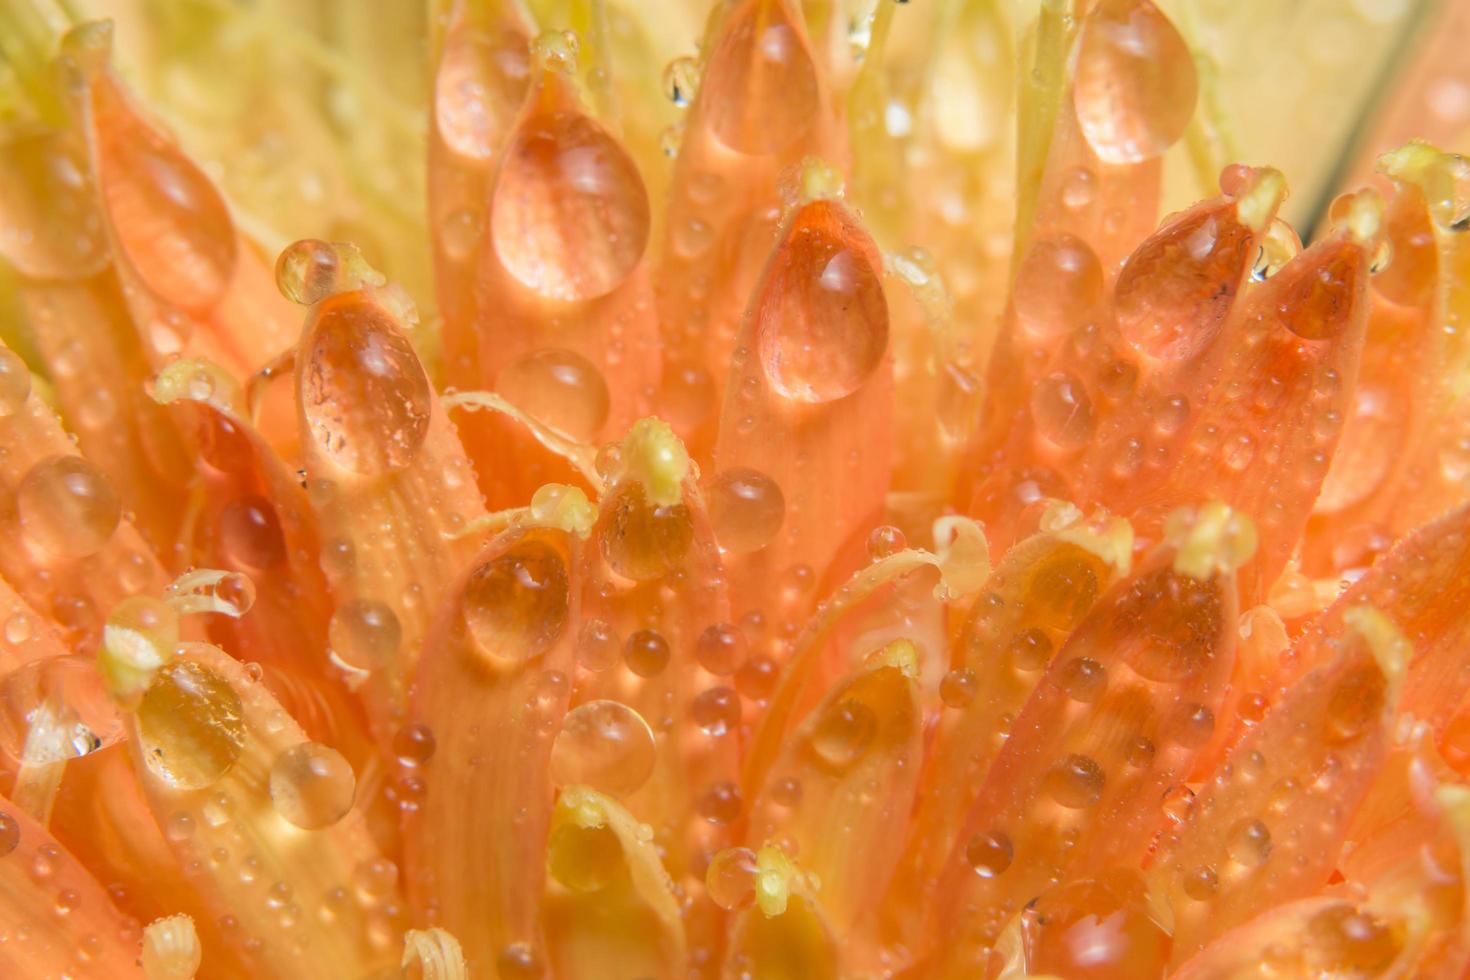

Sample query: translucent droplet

[1306,904,1400,975]
[662,56,701,107]
[698,781,743,824]
[706,847,759,910]
[1074,0,1198,164]
[1059,657,1108,703]
[0,656,121,763]
[706,468,785,554]
[1273,241,1364,341]
[274,239,382,306]
[328,600,402,673]
[1325,663,1386,744]
[496,942,544,980]
[301,298,432,475]
[756,201,888,403]
[703,0,819,154]
[624,629,670,678]
[0,133,107,279]
[808,698,877,773]
[0,810,17,856]
[93,80,237,311]
[137,660,245,790]
[1182,865,1219,900]
[1226,817,1272,867]
[692,686,741,736]
[491,108,649,301]
[217,495,286,570]
[600,483,693,581]
[550,700,656,797]
[462,540,569,666]
[576,619,620,672]
[1045,753,1105,808]
[735,653,779,701]
[867,525,907,561]
[0,347,31,416]
[393,723,436,767]
[496,348,610,440]
[1008,627,1054,671]
[940,667,978,708]
[435,28,530,160]
[1013,234,1103,337]
[1031,373,1095,449]
[17,455,120,559]
[269,741,355,830]
[547,821,622,892]
[965,830,1013,878]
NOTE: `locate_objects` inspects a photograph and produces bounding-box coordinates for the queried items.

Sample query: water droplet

[662,56,701,107]
[706,468,785,554]
[462,540,569,666]
[867,525,907,561]
[301,297,432,475]
[1031,373,1095,449]
[698,781,743,824]
[703,0,819,155]
[940,667,978,708]
[1226,817,1272,867]
[624,629,670,678]
[1182,865,1218,900]
[706,847,759,910]
[217,495,286,570]
[492,107,649,301]
[600,483,693,581]
[434,27,530,160]
[548,821,622,892]
[809,698,877,773]
[1061,167,1097,210]
[497,941,544,980]
[269,741,355,830]
[692,686,741,736]
[137,660,245,790]
[1059,657,1108,703]
[1013,234,1103,337]
[965,830,1013,878]
[0,133,107,279]
[0,811,17,855]
[735,654,779,701]
[17,455,121,559]
[1325,663,1386,744]
[0,347,31,416]
[328,600,401,673]
[1046,753,1105,808]
[1008,627,1054,671]
[1074,0,1197,164]
[1305,905,1400,975]
[551,700,656,797]
[1271,240,1364,341]
[496,348,610,440]
[93,80,237,311]
[1168,702,1215,747]
[756,201,888,403]
[0,656,121,763]
[694,623,745,676]
[393,723,436,768]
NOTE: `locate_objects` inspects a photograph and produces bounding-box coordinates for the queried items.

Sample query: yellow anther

[619,418,690,507]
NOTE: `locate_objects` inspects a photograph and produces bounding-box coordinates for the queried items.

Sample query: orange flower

[2,0,1470,977]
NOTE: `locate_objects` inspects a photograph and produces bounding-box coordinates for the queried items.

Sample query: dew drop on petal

[1046,753,1106,808]
[696,623,747,676]
[940,667,979,709]
[328,600,402,673]
[496,943,544,980]
[624,629,671,678]
[706,847,760,910]
[301,298,432,475]
[808,698,877,773]
[547,821,623,892]
[0,347,31,416]
[1182,865,1219,901]
[1013,234,1103,337]
[601,483,693,581]
[1031,373,1095,450]
[703,0,819,155]
[0,133,107,280]
[692,686,741,736]
[491,109,649,301]
[0,811,17,856]
[17,455,121,560]
[393,723,436,768]
[269,742,355,830]
[217,495,286,570]
[707,468,785,554]
[462,540,569,666]
[1305,905,1400,975]
[434,28,530,161]
[1074,0,1197,165]
[756,201,888,403]
[137,661,245,791]
[965,830,1013,878]
[496,348,610,440]
[1226,817,1272,867]
[550,699,656,797]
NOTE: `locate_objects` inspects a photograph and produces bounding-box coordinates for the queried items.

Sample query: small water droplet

[269,741,356,830]
[551,700,656,797]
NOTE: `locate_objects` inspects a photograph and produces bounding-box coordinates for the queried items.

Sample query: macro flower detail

[3,0,1470,977]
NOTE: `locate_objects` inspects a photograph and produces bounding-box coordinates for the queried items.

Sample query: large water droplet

[300,296,432,475]
[434,27,531,160]
[496,348,610,440]
[491,108,649,301]
[17,455,121,559]
[703,0,819,155]
[1031,373,1095,449]
[462,539,569,666]
[269,741,356,829]
[600,482,693,581]
[328,599,402,673]
[706,467,785,554]
[137,660,245,790]
[808,697,877,773]
[0,133,108,279]
[92,79,237,311]
[0,656,121,764]
[1013,234,1103,338]
[1073,0,1197,164]
[550,700,656,797]
[757,200,888,403]
[1269,239,1365,341]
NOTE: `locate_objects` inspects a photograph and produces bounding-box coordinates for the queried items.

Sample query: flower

[1,0,1470,977]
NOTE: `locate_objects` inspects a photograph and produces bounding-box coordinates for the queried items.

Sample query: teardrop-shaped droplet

[757,200,889,403]
[137,660,245,790]
[491,105,650,301]
[462,539,569,666]
[1074,0,1198,164]
[435,27,531,160]
[92,78,238,311]
[269,741,356,830]
[496,348,610,440]
[600,483,694,582]
[300,295,432,475]
[1267,239,1366,341]
[703,0,819,155]
[550,699,656,797]
[0,132,109,279]
[17,454,121,560]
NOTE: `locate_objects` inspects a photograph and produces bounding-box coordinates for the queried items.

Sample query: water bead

[275,239,348,305]
[1182,865,1219,901]
[601,483,694,581]
[867,525,907,561]
[662,56,701,107]
[706,847,760,911]
[1059,657,1108,703]
[491,109,650,301]
[550,700,656,797]
[756,201,889,403]
[0,132,108,279]
[1013,235,1104,337]
[624,629,671,678]
[809,698,877,773]
[392,724,437,770]
[735,654,779,701]
[217,495,286,570]
[328,599,402,673]
[698,781,743,824]
[696,623,747,676]
[548,821,623,893]
[1074,0,1198,165]
[965,830,1013,878]
[0,346,32,416]
[0,810,18,855]
[269,741,356,830]
[703,0,819,155]
[939,667,978,709]
[496,942,545,980]
[496,349,610,441]
[352,858,399,905]
[1226,818,1272,867]
[1031,373,1096,450]
[1168,703,1216,747]
[1324,663,1386,744]
[17,455,121,560]
[1046,753,1106,808]
[300,298,432,475]
[706,468,785,554]
[1305,905,1400,975]
[0,656,122,763]
[462,540,569,667]
[434,27,530,161]
[691,686,741,736]
[1007,627,1053,671]
[137,660,245,791]
[576,619,621,672]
